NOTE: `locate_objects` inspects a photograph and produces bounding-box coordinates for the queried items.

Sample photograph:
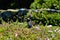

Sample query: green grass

[0,22,60,40]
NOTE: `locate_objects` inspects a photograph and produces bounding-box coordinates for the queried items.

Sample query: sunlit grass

[0,22,60,40]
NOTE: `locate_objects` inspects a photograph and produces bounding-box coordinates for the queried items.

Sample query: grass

[0,22,60,40]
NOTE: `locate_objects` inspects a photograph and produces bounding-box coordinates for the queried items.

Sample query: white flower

[58,30,60,34]
[48,30,53,33]
[35,27,40,31]
[15,33,18,37]
[54,30,56,32]
[47,25,52,28]
[45,38,49,40]
[54,28,59,32]
[51,34,55,38]
[58,30,60,32]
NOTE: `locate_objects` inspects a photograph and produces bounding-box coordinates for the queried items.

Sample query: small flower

[48,30,53,33]
[44,37,49,40]
[54,28,59,32]
[51,34,55,38]
[15,33,18,37]
[47,25,52,28]
[14,31,20,37]
[54,30,56,32]
[58,30,60,34]
[35,27,40,31]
